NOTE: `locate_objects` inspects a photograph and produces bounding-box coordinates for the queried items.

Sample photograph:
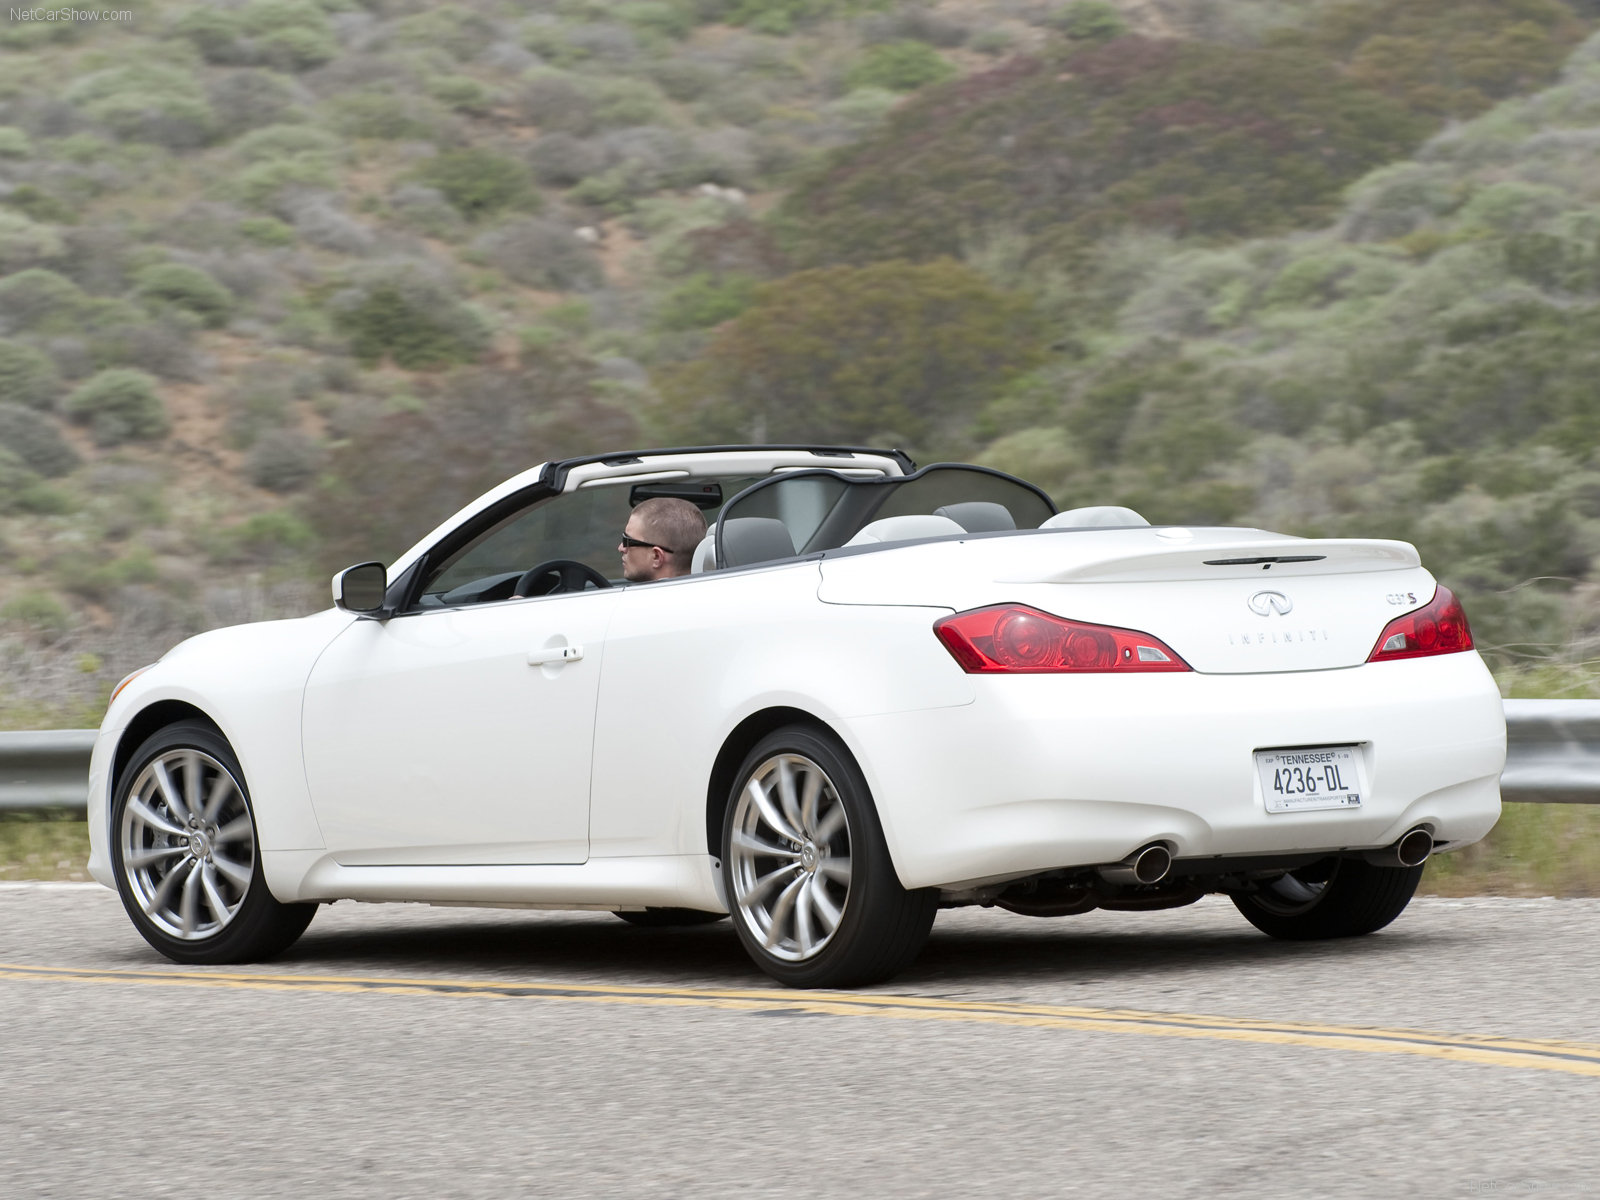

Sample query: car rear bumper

[848,652,1505,891]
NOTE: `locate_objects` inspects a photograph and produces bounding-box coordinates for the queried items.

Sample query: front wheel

[721,726,936,988]
[1231,856,1424,940]
[110,720,317,964]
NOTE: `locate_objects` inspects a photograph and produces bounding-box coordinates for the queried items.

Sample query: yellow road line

[4,961,1599,1078]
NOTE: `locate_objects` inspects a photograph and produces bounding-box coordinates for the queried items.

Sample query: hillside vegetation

[0,0,1598,730]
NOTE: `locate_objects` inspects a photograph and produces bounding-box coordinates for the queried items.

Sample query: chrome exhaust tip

[1098,843,1173,887]
[1363,827,1433,869]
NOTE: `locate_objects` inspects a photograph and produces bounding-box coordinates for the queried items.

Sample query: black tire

[721,725,936,988]
[1231,856,1424,940]
[110,720,317,964]
[613,908,728,928]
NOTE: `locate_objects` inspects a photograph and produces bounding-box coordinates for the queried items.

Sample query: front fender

[89,610,354,892]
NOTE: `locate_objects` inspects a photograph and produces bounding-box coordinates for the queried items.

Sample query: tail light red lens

[934,604,1191,674]
[1367,586,1474,662]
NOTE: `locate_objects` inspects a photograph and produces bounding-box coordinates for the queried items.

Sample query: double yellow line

[5,961,1599,1078]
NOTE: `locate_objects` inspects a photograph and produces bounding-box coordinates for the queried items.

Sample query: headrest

[933,501,1016,533]
[690,533,717,574]
[718,517,796,567]
[844,514,967,547]
[1040,506,1150,529]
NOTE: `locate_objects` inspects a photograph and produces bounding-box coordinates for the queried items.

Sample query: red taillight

[1367,586,1474,662]
[933,604,1191,674]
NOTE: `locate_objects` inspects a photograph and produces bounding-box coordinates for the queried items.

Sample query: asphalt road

[3,884,1598,1200]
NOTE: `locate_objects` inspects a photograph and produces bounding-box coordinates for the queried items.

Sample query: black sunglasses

[620,533,673,553]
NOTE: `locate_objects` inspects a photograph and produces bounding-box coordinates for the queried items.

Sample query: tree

[308,357,641,569]
[655,259,1045,448]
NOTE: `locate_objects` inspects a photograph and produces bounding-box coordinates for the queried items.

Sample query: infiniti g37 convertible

[87,445,1506,987]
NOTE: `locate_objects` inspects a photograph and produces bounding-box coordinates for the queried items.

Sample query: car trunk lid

[818,528,1438,674]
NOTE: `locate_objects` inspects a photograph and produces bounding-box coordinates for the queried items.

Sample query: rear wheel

[721,726,936,988]
[1231,856,1424,940]
[613,908,727,928]
[110,720,316,964]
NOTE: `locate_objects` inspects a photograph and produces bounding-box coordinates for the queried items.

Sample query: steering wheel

[512,559,613,598]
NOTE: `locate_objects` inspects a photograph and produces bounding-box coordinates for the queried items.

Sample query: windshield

[716,465,1055,568]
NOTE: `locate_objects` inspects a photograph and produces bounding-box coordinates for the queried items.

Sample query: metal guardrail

[1,700,1597,816]
[0,730,96,814]
[1497,699,1600,804]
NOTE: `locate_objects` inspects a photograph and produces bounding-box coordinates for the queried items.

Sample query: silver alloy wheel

[728,752,853,963]
[118,748,256,941]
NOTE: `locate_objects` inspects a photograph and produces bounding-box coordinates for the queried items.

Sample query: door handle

[528,644,584,666]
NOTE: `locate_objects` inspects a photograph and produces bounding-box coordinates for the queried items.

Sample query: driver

[620,497,707,582]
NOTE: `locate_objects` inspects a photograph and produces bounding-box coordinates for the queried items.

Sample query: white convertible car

[87,445,1505,987]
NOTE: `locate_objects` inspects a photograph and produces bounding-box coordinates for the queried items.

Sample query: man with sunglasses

[619,497,707,583]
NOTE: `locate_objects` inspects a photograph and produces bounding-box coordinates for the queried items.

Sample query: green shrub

[517,72,597,136]
[62,369,169,447]
[56,544,161,601]
[208,509,315,564]
[239,0,339,72]
[1045,1,1127,42]
[620,2,695,40]
[391,4,499,61]
[650,58,718,102]
[237,216,296,247]
[220,370,292,449]
[427,75,499,116]
[0,4,86,49]
[0,126,33,158]
[528,133,605,186]
[473,218,604,291]
[172,7,248,64]
[846,41,955,92]
[0,270,86,333]
[0,341,62,409]
[230,155,340,211]
[0,589,70,637]
[206,70,303,135]
[246,428,321,492]
[414,149,539,220]
[653,272,758,330]
[85,314,199,381]
[323,91,442,140]
[722,0,885,35]
[589,78,671,130]
[329,264,493,369]
[0,211,63,273]
[232,123,341,164]
[0,404,79,476]
[133,264,235,328]
[65,64,216,149]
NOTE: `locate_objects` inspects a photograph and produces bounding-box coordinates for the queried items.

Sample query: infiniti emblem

[1248,590,1293,616]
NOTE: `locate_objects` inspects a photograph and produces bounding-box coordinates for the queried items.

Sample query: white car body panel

[86,448,1505,923]
[588,563,967,861]
[301,588,621,865]
[86,609,354,888]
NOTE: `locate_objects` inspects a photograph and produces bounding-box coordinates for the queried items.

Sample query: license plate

[1255,746,1364,813]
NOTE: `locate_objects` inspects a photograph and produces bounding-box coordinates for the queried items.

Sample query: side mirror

[333,562,388,615]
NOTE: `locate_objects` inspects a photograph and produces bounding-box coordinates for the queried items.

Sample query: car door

[301,590,616,865]
[300,484,634,866]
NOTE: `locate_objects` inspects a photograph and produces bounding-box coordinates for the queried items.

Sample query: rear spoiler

[1003,536,1421,585]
